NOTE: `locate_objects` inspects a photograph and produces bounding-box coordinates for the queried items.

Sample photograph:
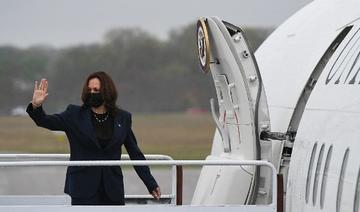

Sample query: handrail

[0,159,277,208]
[0,154,173,160]
[0,154,178,204]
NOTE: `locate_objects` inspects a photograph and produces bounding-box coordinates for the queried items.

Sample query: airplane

[0,0,359,211]
[192,0,360,211]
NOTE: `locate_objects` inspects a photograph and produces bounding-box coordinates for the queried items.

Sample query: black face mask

[86,92,104,108]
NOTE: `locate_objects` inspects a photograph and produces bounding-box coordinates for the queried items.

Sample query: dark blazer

[26,103,158,201]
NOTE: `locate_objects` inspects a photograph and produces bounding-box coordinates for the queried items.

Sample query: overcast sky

[0,0,313,48]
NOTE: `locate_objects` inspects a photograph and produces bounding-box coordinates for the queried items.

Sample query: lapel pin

[117,123,121,127]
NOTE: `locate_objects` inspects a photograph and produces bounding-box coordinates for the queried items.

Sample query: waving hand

[32,79,49,108]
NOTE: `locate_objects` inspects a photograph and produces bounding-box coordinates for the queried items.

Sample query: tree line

[0,22,273,114]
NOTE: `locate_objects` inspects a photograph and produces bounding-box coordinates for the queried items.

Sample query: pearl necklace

[93,113,109,123]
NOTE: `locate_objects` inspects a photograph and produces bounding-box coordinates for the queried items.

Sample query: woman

[26,71,161,205]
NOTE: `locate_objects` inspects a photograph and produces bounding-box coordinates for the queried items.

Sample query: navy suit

[26,104,158,203]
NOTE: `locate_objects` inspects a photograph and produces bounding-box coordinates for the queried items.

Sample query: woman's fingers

[156,187,161,197]
[151,191,158,200]
[36,78,48,92]
[40,79,45,90]
[43,79,48,93]
[32,79,49,104]
[34,81,38,92]
[151,187,161,200]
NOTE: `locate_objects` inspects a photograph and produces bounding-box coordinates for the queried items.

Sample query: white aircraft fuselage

[258,0,360,211]
[193,0,360,211]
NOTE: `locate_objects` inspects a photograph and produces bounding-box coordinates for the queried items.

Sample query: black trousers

[71,173,125,205]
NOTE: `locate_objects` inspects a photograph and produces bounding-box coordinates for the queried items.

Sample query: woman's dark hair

[81,71,119,116]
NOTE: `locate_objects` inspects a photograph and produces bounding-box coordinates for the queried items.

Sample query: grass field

[0,113,215,159]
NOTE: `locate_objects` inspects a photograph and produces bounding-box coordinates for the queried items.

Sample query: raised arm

[27,79,70,131]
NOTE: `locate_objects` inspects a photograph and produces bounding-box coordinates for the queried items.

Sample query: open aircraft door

[192,17,271,205]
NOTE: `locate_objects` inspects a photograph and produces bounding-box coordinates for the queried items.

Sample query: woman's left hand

[151,186,161,200]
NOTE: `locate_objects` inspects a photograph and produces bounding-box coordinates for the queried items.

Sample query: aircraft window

[354,168,360,212]
[306,143,318,204]
[313,144,325,205]
[320,145,333,209]
[336,148,350,212]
